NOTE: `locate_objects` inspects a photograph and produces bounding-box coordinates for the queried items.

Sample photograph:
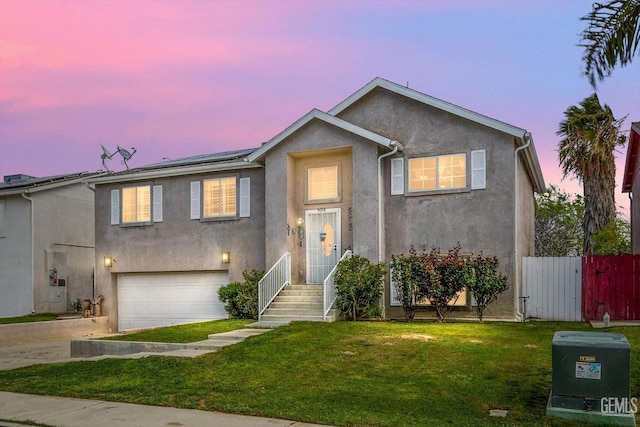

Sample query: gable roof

[0,172,101,196]
[622,121,640,193]
[246,109,403,163]
[329,77,545,192]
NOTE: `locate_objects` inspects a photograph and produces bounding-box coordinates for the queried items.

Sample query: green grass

[0,314,58,324]
[101,319,253,343]
[0,321,638,427]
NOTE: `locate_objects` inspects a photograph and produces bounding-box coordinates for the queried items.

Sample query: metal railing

[323,249,352,321]
[258,252,291,321]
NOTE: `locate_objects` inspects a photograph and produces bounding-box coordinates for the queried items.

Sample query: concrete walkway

[0,391,330,427]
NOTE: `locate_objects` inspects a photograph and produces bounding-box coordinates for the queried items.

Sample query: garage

[117,272,229,331]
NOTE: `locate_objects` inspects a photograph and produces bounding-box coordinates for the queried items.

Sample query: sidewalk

[0,391,330,427]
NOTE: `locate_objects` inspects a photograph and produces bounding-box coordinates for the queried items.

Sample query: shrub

[416,244,474,323]
[390,250,422,321]
[334,254,386,321]
[217,269,264,319]
[467,254,509,321]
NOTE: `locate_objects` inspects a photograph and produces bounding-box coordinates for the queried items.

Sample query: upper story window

[122,185,151,223]
[390,150,485,196]
[307,164,340,203]
[190,176,250,220]
[409,153,466,192]
[203,177,236,218]
[111,184,162,226]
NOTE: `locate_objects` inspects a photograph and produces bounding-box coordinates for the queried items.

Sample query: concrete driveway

[0,339,77,371]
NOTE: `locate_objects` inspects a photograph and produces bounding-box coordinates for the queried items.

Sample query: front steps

[257,284,339,324]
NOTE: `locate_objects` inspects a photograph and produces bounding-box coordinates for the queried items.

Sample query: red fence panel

[582,255,640,321]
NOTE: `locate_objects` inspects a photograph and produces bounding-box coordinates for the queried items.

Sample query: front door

[306,208,341,284]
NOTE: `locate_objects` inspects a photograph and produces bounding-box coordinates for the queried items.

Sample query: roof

[329,77,546,192]
[622,122,640,193]
[87,147,261,185]
[246,109,403,163]
[0,172,101,196]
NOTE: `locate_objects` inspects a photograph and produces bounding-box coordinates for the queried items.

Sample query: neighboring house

[622,121,640,254]
[89,78,545,331]
[0,173,97,317]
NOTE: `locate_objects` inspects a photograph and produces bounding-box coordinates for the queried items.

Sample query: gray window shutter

[239,177,250,218]
[110,189,119,225]
[390,158,404,195]
[471,150,486,190]
[153,185,163,222]
[190,181,201,220]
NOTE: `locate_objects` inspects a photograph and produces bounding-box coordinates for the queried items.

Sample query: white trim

[110,189,120,225]
[190,181,201,220]
[247,109,403,162]
[390,157,404,195]
[471,149,486,190]
[153,185,163,222]
[239,177,250,218]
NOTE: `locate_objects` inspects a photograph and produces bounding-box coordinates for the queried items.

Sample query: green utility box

[547,331,635,426]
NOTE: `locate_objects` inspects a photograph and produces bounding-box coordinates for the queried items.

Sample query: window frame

[304,162,342,204]
[202,175,238,220]
[121,184,152,225]
[407,151,470,195]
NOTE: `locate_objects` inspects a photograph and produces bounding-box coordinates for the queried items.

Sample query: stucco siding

[95,168,265,331]
[337,86,528,318]
[633,154,640,254]
[0,195,32,317]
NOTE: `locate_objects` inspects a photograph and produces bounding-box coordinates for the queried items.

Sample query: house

[622,121,640,254]
[0,173,97,317]
[89,78,545,331]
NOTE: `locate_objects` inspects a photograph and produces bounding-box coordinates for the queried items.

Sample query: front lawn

[0,314,58,325]
[0,321,637,427]
[101,319,253,343]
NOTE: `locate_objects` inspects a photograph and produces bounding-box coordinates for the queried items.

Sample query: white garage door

[117,272,228,331]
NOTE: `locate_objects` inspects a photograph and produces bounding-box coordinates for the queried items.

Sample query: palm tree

[580,0,640,88]
[557,94,626,254]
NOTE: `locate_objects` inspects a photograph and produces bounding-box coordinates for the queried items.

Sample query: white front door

[306,208,341,284]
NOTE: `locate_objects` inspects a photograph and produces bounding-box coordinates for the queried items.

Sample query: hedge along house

[89,78,545,331]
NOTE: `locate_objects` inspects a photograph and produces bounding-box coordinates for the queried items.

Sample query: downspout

[514,133,531,321]
[21,192,35,314]
[378,141,401,318]
[84,182,97,301]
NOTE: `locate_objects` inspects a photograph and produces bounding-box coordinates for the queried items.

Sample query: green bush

[334,254,386,321]
[467,254,509,321]
[217,269,264,319]
[390,250,422,321]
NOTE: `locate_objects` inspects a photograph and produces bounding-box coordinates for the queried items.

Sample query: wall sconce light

[104,256,115,268]
[221,251,231,264]
[296,217,305,244]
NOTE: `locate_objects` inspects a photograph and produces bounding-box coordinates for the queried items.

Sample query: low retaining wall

[71,339,186,357]
[0,317,110,346]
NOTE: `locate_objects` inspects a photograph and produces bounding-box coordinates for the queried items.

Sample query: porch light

[104,256,115,268]
[296,217,305,243]
[221,251,231,264]
[296,217,304,229]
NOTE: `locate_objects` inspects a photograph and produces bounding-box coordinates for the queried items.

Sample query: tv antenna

[100,144,137,172]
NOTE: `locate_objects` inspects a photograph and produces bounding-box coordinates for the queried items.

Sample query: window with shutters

[111,184,162,226]
[122,185,151,223]
[203,177,236,218]
[394,150,485,195]
[306,164,341,203]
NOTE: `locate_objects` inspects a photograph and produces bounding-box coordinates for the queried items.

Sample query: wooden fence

[582,255,640,321]
[522,257,582,321]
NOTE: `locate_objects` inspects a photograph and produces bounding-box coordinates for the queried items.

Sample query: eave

[622,122,640,193]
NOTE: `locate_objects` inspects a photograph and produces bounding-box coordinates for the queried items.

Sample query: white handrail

[258,252,291,321]
[323,249,352,321]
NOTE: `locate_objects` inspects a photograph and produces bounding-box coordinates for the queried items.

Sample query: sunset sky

[0,0,638,214]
